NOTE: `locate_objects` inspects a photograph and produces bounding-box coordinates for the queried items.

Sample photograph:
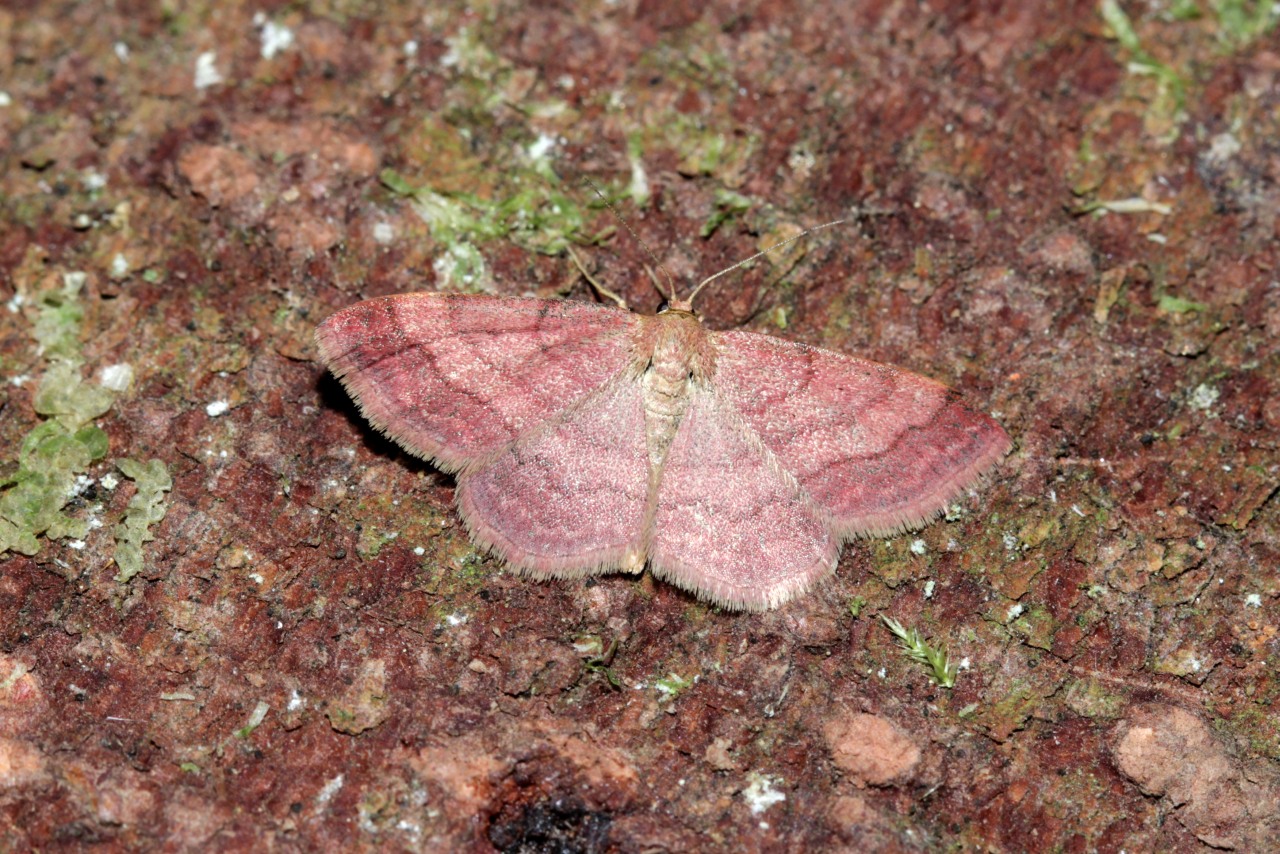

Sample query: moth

[316,244,1010,611]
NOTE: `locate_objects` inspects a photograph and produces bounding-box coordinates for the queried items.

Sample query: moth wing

[649,385,838,611]
[713,331,1011,538]
[316,294,640,470]
[457,375,650,577]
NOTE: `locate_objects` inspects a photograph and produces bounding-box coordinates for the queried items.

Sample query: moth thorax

[642,318,707,418]
[641,346,693,420]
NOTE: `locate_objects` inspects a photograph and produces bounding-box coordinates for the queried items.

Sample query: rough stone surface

[1113,703,1280,849]
[1,1,1278,850]
[824,712,922,787]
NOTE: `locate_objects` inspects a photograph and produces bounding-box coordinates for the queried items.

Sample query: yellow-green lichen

[32,273,91,360]
[1009,603,1057,652]
[113,458,173,582]
[0,273,112,556]
[0,421,110,555]
[355,524,399,560]
[1063,677,1127,719]
[2,271,171,575]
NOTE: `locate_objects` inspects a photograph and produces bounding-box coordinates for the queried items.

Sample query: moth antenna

[566,246,628,309]
[583,177,676,302]
[686,220,846,307]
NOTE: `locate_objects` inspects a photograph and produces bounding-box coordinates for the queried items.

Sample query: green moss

[1209,0,1278,47]
[113,458,173,582]
[1157,293,1209,314]
[497,189,585,254]
[1099,0,1187,120]
[1018,513,1062,549]
[378,169,418,198]
[665,112,759,182]
[234,700,270,739]
[1151,647,1210,678]
[984,684,1039,734]
[380,169,588,290]
[654,672,695,700]
[701,188,753,238]
[440,26,504,83]
[453,551,493,583]
[1100,0,1149,54]
[881,615,957,688]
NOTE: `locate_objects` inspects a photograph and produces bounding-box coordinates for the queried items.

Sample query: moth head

[581,178,842,319]
[658,297,697,317]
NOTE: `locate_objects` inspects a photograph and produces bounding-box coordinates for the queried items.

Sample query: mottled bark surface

[1,1,1278,850]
